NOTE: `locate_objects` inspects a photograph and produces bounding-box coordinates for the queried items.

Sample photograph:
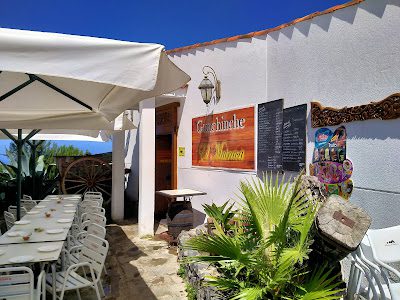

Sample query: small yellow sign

[179,147,185,157]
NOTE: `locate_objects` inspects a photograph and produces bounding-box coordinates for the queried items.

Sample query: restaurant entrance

[155,103,179,220]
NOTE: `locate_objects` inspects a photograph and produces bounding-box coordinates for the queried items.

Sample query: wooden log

[314,194,371,260]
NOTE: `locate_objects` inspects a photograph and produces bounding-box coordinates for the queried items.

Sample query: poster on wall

[192,106,255,170]
[257,99,283,172]
[282,104,307,172]
[310,126,354,200]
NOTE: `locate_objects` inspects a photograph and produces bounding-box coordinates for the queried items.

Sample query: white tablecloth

[0,241,64,266]
[0,197,79,245]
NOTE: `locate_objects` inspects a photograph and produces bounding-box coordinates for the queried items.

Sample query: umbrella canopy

[0,28,190,219]
[0,129,109,141]
[0,28,190,129]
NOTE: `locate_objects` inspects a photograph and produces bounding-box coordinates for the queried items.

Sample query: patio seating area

[0,193,186,300]
[1,0,400,299]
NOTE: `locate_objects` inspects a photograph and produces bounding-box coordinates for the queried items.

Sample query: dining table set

[0,194,82,299]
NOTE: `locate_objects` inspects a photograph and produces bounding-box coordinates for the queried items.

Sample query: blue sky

[0,0,346,159]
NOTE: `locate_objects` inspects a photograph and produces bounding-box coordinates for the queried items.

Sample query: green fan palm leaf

[183,173,343,300]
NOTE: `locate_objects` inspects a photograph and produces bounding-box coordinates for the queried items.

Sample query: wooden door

[154,102,179,220]
[155,134,172,219]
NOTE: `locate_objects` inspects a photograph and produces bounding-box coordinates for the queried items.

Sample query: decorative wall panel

[311,93,400,128]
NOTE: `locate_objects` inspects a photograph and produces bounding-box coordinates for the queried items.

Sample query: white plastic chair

[84,191,102,197]
[81,205,106,217]
[83,196,103,207]
[0,266,46,300]
[4,211,16,230]
[21,199,37,211]
[348,251,381,300]
[78,213,107,235]
[23,194,33,200]
[68,227,108,274]
[8,205,28,218]
[78,200,100,218]
[367,226,400,300]
[46,234,109,300]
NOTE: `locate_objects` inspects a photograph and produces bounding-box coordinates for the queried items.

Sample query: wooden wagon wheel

[61,157,112,200]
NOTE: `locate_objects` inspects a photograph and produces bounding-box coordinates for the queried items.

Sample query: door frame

[155,102,180,189]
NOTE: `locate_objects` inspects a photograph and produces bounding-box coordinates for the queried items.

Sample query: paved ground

[64,219,187,299]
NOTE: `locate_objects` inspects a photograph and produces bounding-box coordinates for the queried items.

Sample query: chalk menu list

[282,104,307,172]
[257,99,283,172]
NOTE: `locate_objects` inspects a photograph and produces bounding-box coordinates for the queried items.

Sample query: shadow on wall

[125,126,140,218]
[351,188,400,229]
[269,0,398,41]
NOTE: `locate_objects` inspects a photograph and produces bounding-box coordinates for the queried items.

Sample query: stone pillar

[138,98,156,237]
[111,131,125,221]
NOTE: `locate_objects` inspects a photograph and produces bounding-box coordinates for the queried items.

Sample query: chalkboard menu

[257,99,283,172]
[282,104,307,172]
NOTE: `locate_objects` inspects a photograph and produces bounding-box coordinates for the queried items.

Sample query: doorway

[155,103,179,220]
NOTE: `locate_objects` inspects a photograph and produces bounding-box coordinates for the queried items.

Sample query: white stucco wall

[168,36,267,225]
[125,0,400,229]
[266,0,400,229]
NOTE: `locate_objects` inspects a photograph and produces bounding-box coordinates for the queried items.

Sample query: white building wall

[169,37,267,224]
[125,0,400,228]
[266,0,400,229]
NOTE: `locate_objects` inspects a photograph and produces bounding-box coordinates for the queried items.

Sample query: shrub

[184,173,343,300]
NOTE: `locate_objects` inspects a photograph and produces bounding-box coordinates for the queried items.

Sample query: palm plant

[203,201,236,233]
[184,173,343,300]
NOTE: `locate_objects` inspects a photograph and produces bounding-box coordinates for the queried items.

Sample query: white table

[0,241,64,266]
[0,195,82,300]
[0,198,79,245]
[156,189,206,241]
[156,188,206,201]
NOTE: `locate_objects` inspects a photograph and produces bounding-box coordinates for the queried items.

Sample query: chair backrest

[8,205,28,218]
[79,234,109,279]
[82,205,106,216]
[21,199,37,211]
[82,213,107,228]
[87,223,107,239]
[22,194,32,200]
[84,191,102,197]
[80,200,100,208]
[83,196,103,207]
[4,211,16,230]
[367,225,400,264]
[0,266,34,299]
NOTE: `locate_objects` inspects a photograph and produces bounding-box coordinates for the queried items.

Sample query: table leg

[51,263,56,300]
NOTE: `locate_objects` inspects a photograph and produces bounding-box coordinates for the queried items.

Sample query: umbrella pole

[27,140,44,199]
[16,129,22,220]
[0,129,40,220]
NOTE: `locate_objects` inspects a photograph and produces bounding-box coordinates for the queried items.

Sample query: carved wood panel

[311,93,400,128]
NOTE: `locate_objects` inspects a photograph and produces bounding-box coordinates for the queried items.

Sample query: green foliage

[185,282,197,300]
[177,263,186,278]
[203,201,236,233]
[185,173,343,300]
[177,263,196,300]
[0,140,90,200]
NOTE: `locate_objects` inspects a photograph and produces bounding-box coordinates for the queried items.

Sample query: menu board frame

[257,99,284,172]
[282,104,307,172]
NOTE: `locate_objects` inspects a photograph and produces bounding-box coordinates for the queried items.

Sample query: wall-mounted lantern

[198,66,221,106]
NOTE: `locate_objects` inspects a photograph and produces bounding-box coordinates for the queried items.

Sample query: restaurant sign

[192,106,255,170]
